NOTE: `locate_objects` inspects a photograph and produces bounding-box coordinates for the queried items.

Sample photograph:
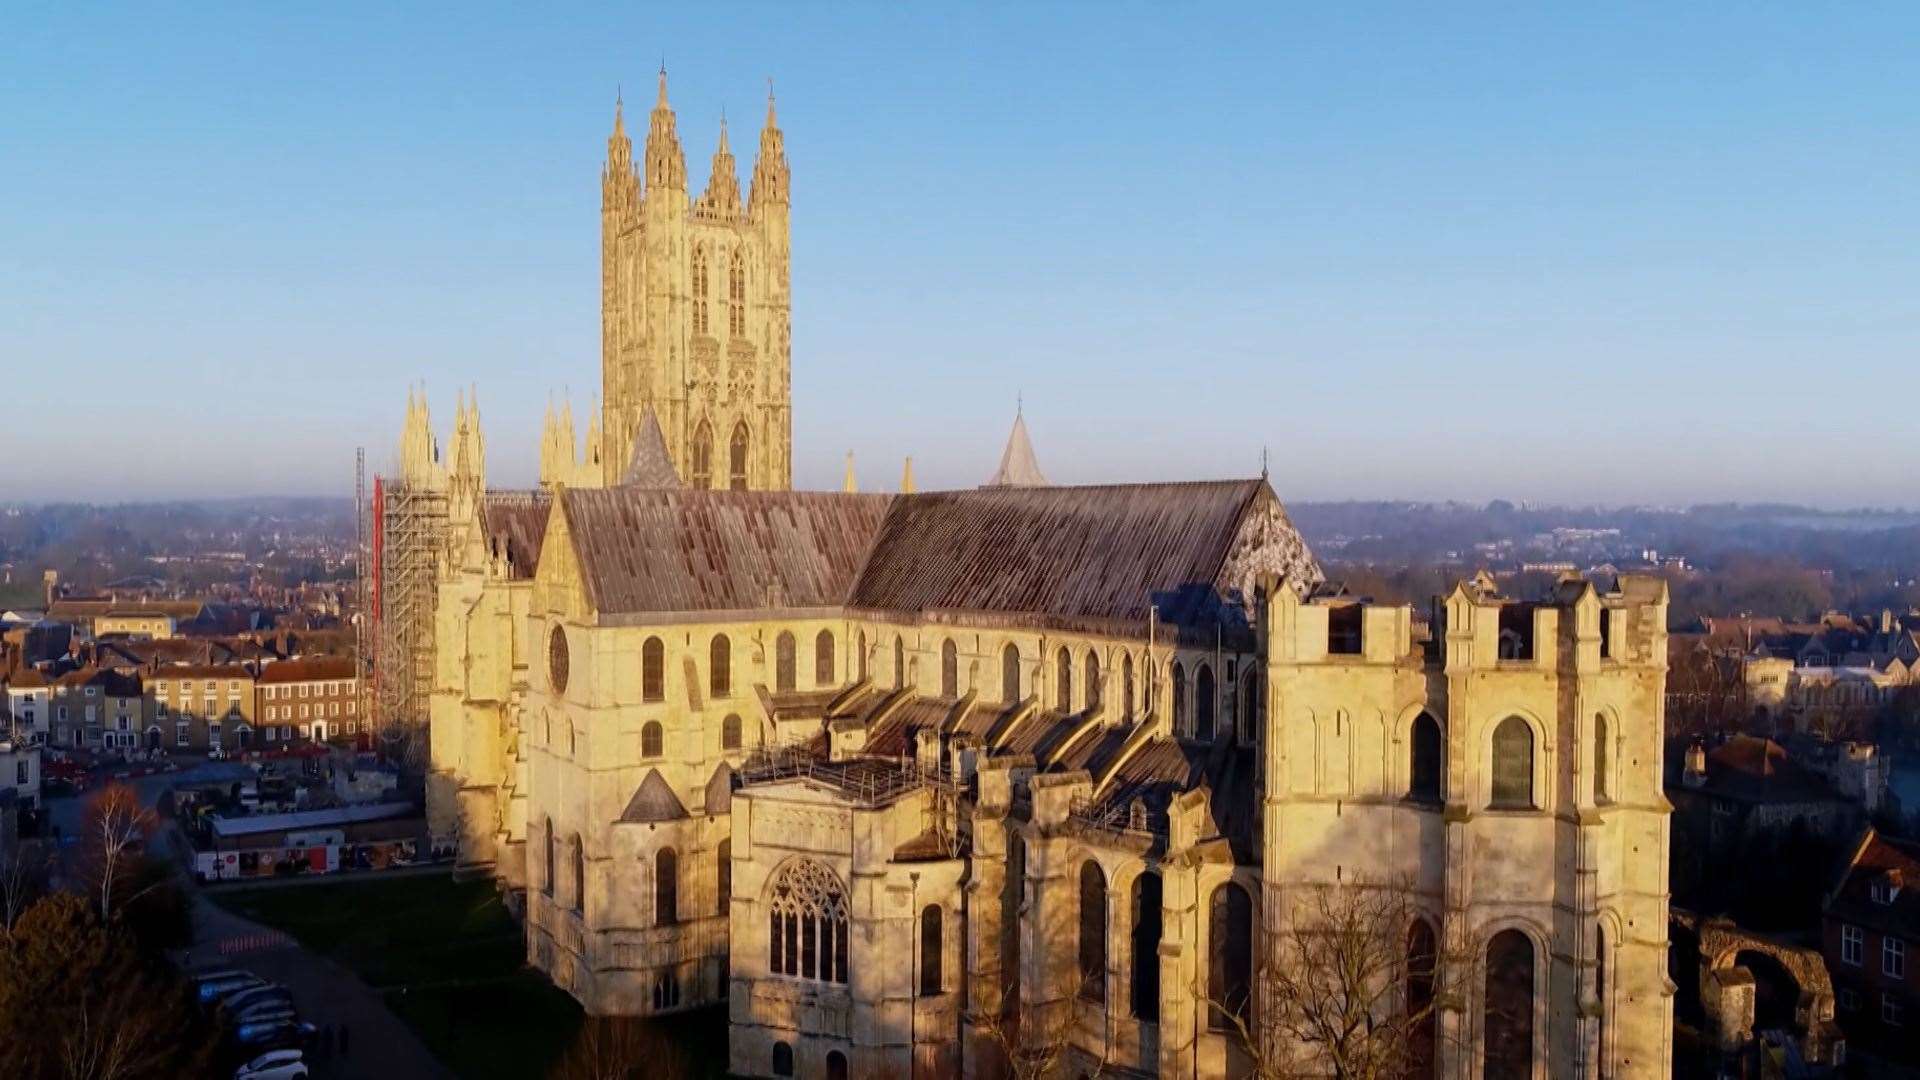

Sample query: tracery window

[815,630,835,685]
[1002,644,1021,702]
[710,635,731,698]
[1196,664,1216,741]
[728,249,746,336]
[691,420,713,488]
[1490,716,1534,809]
[767,859,850,984]
[691,246,710,336]
[642,637,665,702]
[1208,882,1253,1029]
[1078,860,1107,1002]
[729,422,749,490]
[1057,646,1073,712]
[775,632,796,693]
[941,639,958,698]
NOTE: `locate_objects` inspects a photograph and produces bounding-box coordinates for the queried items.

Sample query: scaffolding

[373,476,447,761]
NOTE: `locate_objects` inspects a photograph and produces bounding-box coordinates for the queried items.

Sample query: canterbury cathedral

[421,72,1676,1079]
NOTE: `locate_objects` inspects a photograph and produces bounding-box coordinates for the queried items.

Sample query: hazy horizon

[7,4,1918,507]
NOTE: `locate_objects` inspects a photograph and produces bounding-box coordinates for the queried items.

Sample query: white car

[233,1048,307,1079]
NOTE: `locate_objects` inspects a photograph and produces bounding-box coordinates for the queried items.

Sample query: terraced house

[423,76,1675,1079]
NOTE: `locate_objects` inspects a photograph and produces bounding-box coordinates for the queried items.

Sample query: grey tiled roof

[619,409,682,488]
[621,768,689,823]
[482,492,551,578]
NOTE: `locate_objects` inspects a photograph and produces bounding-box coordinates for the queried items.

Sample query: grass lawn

[212,873,585,1078]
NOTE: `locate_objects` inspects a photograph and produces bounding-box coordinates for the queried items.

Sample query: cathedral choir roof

[482,492,552,578]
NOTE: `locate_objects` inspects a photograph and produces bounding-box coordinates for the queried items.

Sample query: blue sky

[4,4,1916,506]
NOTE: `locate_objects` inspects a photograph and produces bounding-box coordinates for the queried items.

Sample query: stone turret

[749,85,789,215]
[398,385,446,490]
[643,66,686,193]
[695,115,742,221]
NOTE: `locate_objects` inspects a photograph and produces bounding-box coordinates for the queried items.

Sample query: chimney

[1683,741,1708,788]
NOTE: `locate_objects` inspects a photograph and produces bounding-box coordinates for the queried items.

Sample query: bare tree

[546,1016,692,1080]
[76,784,160,922]
[1218,879,1446,1080]
[1666,642,1751,740]
[976,990,1107,1080]
[0,840,49,931]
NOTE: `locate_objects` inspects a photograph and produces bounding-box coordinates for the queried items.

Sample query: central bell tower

[600,69,792,490]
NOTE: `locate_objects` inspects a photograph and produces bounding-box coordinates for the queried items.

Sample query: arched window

[1207,882,1253,1030]
[691,246,710,336]
[641,721,663,758]
[1172,662,1187,733]
[543,820,555,897]
[1131,871,1163,1021]
[1057,646,1073,712]
[1196,664,1216,741]
[767,859,850,984]
[1408,919,1438,1079]
[1484,930,1535,1079]
[722,714,742,751]
[775,632,796,692]
[571,834,585,914]
[642,637,665,702]
[1123,654,1136,720]
[727,248,747,336]
[826,1051,848,1080]
[717,838,732,917]
[1490,716,1534,809]
[1593,713,1612,803]
[709,635,731,699]
[941,640,958,698]
[920,904,943,996]
[729,422,749,490]
[1085,652,1101,711]
[691,419,713,488]
[894,637,906,689]
[655,847,678,926]
[771,1043,794,1077]
[1409,712,1443,802]
[1002,644,1021,703]
[815,630,836,686]
[1078,860,1107,1002]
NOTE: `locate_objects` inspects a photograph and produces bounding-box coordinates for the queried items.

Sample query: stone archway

[1673,910,1839,1065]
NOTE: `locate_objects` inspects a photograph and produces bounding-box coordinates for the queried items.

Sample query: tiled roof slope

[561,488,897,615]
[849,481,1317,630]
[483,492,552,578]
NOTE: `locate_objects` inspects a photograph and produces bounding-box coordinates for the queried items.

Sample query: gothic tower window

[655,847,678,926]
[1196,664,1216,741]
[1593,713,1612,803]
[642,721,663,759]
[729,422,749,490]
[920,904,943,996]
[815,630,835,686]
[1490,716,1534,809]
[728,248,746,336]
[1410,712,1444,803]
[767,859,850,984]
[722,713,742,751]
[941,639,958,698]
[642,637,665,702]
[1002,644,1021,703]
[691,246,710,336]
[775,632,796,692]
[1085,651,1101,711]
[1057,646,1073,712]
[1484,929,1535,1078]
[1078,860,1107,1002]
[1131,871,1163,1021]
[710,635,731,698]
[1208,882,1253,1030]
[1408,918,1439,1078]
[691,420,713,488]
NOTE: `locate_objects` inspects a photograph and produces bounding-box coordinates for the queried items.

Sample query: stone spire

[603,90,638,212]
[749,80,789,212]
[398,384,444,489]
[644,64,686,192]
[901,456,916,494]
[696,113,742,219]
[448,387,486,529]
[843,450,858,493]
[619,407,682,488]
[986,405,1048,487]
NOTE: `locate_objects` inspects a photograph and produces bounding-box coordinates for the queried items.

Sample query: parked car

[231,1003,297,1026]
[234,1020,316,1052]
[219,986,292,1016]
[198,975,267,1005]
[233,1049,308,1080]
